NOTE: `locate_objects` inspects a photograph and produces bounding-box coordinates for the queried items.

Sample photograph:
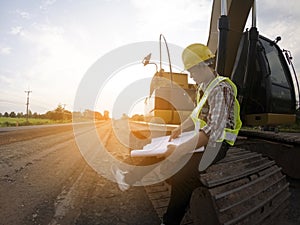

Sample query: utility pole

[25,90,32,123]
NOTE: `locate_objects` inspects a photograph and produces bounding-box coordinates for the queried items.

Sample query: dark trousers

[163,142,229,225]
[163,153,203,225]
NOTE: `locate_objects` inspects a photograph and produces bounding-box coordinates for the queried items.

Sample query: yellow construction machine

[135,1,297,223]
[143,0,299,127]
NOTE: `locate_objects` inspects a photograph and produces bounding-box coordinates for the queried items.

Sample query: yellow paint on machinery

[146,69,197,125]
[245,113,296,126]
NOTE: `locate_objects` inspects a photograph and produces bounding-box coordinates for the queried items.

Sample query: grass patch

[0,117,70,127]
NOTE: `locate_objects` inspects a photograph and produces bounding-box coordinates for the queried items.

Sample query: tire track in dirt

[0,123,97,224]
[0,123,98,180]
[48,123,113,225]
[0,121,161,225]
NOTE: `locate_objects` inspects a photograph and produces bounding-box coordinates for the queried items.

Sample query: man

[161,43,241,225]
[112,43,241,224]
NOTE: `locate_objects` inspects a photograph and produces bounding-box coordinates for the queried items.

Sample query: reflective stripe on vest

[190,76,242,145]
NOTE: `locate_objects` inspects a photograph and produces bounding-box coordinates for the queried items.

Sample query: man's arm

[164,130,208,157]
[169,115,195,141]
[180,116,195,132]
[196,130,209,148]
[165,82,234,157]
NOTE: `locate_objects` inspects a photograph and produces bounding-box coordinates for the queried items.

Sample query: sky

[0,0,300,118]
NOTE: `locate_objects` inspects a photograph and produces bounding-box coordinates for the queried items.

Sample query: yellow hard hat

[182,43,215,70]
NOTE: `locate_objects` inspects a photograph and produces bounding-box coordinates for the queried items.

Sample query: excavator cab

[231,33,298,126]
[209,0,299,127]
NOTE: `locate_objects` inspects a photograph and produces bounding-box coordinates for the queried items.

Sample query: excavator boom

[207,0,253,77]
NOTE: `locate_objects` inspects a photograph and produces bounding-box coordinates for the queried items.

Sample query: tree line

[0,104,110,121]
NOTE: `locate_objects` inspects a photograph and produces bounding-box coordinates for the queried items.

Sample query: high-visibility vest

[190,76,242,145]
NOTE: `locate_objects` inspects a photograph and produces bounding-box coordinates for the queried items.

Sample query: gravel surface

[0,121,299,225]
[0,122,160,225]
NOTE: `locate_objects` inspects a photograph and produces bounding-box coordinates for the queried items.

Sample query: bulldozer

[129,0,297,224]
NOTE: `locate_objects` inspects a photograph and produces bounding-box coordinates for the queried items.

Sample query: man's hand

[168,126,181,141]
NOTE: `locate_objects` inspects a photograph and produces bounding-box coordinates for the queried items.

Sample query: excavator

[129,0,298,224]
[143,0,299,127]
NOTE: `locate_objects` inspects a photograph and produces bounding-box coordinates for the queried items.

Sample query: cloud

[15,9,31,19]
[257,1,300,74]
[0,74,13,85]
[0,46,11,55]
[45,0,57,5]
[10,26,24,36]
[131,0,211,31]
[259,0,300,19]
[15,22,95,110]
[40,0,57,10]
[128,0,214,51]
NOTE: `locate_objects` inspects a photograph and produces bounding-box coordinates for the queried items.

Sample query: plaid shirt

[199,80,235,142]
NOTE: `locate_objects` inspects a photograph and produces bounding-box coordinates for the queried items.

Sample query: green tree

[83,109,94,119]
[17,112,24,118]
[72,111,82,119]
[104,110,110,120]
[121,113,129,120]
[52,104,65,120]
[62,109,72,120]
[9,112,16,118]
[94,111,103,120]
[131,114,144,121]
[32,112,38,118]
[44,104,65,120]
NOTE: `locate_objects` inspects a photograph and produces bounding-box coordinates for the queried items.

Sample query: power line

[25,90,32,123]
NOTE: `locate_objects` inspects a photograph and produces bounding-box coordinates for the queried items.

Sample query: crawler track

[192,147,289,225]
[144,147,290,225]
[131,123,294,225]
[238,129,300,179]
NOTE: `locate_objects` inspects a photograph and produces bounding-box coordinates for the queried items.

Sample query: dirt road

[0,121,299,225]
[0,121,160,225]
